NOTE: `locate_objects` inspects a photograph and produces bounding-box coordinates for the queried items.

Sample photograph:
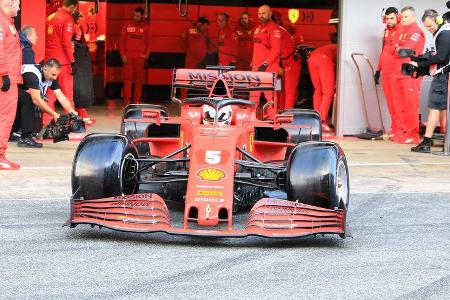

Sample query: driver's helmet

[202,105,233,125]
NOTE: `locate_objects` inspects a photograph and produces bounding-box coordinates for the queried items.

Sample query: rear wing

[171,68,276,99]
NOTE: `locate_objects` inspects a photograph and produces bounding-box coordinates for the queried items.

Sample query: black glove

[1,75,10,92]
[70,62,77,75]
[374,70,381,85]
[257,63,268,72]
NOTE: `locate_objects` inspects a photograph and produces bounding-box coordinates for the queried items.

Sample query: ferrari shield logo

[288,9,300,24]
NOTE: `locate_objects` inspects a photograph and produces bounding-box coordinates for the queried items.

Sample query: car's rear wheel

[72,133,139,200]
[286,141,349,210]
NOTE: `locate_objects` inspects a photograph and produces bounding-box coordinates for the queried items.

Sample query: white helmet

[202,105,233,125]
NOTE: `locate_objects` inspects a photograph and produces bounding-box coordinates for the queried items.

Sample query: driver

[202,105,233,125]
[16,58,77,148]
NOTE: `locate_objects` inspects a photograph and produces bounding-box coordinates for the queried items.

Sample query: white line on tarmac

[1,197,68,201]
[19,166,71,170]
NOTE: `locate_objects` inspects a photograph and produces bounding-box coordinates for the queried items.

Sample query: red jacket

[235,23,254,69]
[393,22,425,78]
[377,24,400,72]
[119,21,149,59]
[309,44,337,64]
[46,8,74,65]
[218,26,238,66]
[182,26,209,68]
[251,20,281,72]
[279,26,300,66]
[0,9,21,84]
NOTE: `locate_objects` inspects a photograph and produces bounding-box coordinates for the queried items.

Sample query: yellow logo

[180,131,184,147]
[288,9,300,24]
[197,168,226,182]
[47,25,53,35]
[249,133,254,152]
[197,190,223,196]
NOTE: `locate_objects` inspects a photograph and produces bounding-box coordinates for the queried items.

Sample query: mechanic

[20,25,37,64]
[119,7,149,105]
[391,6,425,144]
[307,43,337,132]
[0,0,21,170]
[44,0,78,126]
[10,25,38,142]
[182,16,210,69]
[180,16,210,99]
[272,11,301,111]
[17,58,77,148]
[410,9,450,153]
[234,12,254,70]
[375,7,401,140]
[250,5,281,119]
[217,12,238,67]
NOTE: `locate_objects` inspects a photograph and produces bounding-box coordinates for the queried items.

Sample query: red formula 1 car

[66,66,350,239]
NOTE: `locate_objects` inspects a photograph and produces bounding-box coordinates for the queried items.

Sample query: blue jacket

[19,31,36,64]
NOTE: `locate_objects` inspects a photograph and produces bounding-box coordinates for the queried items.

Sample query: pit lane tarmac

[1,106,449,299]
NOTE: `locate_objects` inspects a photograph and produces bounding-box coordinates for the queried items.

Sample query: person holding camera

[17,58,77,148]
[391,6,425,144]
[375,7,401,139]
[409,9,450,153]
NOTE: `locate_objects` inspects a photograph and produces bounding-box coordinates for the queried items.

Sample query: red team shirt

[119,21,149,60]
[251,20,281,72]
[218,26,238,66]
[45,8,75,65]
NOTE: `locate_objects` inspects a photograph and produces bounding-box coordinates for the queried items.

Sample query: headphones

[382,7,401,24]
[424,9,444,25]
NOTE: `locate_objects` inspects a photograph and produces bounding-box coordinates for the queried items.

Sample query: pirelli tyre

[282,109,322,141]
[72,133,139,200]
[120,104,168,156]
[286,141,349,210]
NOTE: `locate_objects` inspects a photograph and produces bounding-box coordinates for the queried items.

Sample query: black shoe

[411,141,431,153]
[17,137,43,148]
[9,131,21,142]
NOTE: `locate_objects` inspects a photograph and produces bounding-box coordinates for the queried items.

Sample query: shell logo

[196,168,226,182]
[47,25,54,35]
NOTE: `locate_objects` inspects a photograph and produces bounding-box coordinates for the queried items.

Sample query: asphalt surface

[1,195,449,299]
[1,107,450,299]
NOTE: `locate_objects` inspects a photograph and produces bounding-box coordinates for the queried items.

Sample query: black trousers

[13,89,36,137]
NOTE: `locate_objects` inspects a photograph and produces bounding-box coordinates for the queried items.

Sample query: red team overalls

[182,26,209,68]
[308,44,337,125]
[0,8,21,166]
[378,24,400,137]
[235,23,254,70]
[392,22,425,143]
[279,26,301,110]
[119,20,149,105]
[218,26,238,66]
[45,8,75,125]
[250,20,281,119]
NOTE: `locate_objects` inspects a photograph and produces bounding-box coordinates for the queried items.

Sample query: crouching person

[18,58,77,148]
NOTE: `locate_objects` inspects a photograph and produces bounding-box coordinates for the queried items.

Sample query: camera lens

[71,120,86,133]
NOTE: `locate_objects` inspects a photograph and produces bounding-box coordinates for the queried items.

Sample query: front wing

[66,193,349,238]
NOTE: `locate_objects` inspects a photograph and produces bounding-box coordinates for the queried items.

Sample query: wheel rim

[120,153,139,195]
[336,159,349,209]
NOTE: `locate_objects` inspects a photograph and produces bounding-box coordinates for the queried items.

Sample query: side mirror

[397,48,414,58]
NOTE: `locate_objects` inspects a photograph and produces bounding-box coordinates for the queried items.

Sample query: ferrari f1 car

[66,66,350,238]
